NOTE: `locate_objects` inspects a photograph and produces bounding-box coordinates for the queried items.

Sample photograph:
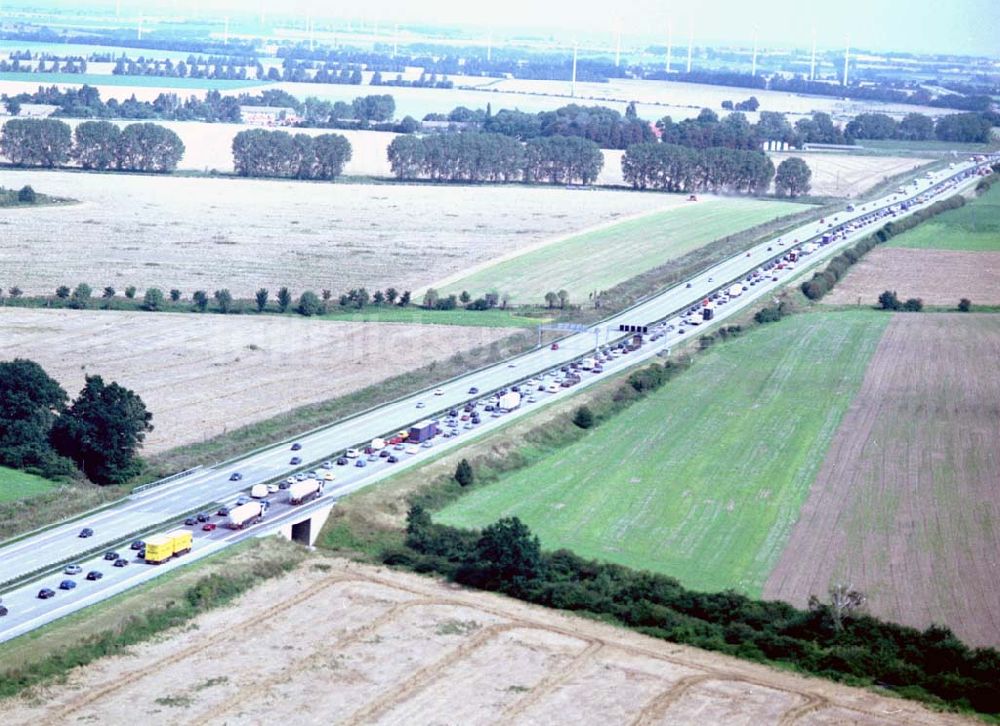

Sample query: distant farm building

[240,106,300,127]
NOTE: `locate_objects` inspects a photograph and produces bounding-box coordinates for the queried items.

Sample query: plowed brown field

[765,314,1000,647]
[0,557,972,725]
[0,308,507,454]
[821,248,1000,306]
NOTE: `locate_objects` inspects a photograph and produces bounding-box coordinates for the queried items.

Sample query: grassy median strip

[0,537,305,700]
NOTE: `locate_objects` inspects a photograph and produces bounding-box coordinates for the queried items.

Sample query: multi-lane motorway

[0,156,993,641]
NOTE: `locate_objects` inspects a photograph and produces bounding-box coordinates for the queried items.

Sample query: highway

[0,156,993,640]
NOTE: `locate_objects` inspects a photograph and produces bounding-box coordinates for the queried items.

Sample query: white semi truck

[288,478,324,505]
[227,501,265,529]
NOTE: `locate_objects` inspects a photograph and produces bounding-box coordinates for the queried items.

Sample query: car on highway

[354,459,367,468]
[103,551,119,561]
[387,455,399,464]
[415,401,426,408]
[379,450,390,458]
[86,570,104,581]
[290,456,302,465]
[321,461,333,469]
[185,517,197,526]
[113,558,128,568]
[267,483,279,494]
[291,442,302,451]
[79,527,94,538]
[434,388,445,396]
[337,456,349,465]
[468,386,479,394]
[64,564,82,575]
[0,603,8,616]
[323,471,336,481]
[421,441,434,448]
[37,588,55,600]
[202,523,217,532]
[550,343,559,350]
[236,496,251,506]
[217,505,231,516]
[229,472,242,481]
[59,580,77,591]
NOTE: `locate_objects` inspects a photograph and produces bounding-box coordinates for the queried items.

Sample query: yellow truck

[144,529,193,565]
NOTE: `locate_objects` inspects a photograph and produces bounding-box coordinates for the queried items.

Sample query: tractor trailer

[498,391,521,411]
[145,529,193,564]
[227,501,265,530]
[727,284,743,298]
[288,478,324,505]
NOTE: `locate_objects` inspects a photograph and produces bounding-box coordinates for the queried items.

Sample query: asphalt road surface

[0,157,992,640]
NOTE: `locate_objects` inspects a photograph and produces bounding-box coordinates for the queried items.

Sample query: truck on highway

[408,419,438,443]
[145,529,193,565]
[370,437,386,451]
[227,501,266,530]
[727,284,743,298]
[250,484,268,498]
[288,478,324,505]
[498,391,521,412]
[580,357,596,371]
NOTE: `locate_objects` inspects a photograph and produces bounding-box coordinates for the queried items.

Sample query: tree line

[0,359,152,485]
[231,128,351,180]
[845,111,996,144]
[426,103,655,150]
[387,132,604,184]
[1,118,185,172]
[395,508,1000,717]
[621,143,776,194]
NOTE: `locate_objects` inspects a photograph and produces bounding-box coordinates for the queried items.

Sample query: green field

[0,465,57,503]
[887,182,1000,251]
[437,311,889,596]
[440,198,802,304]
[0,72,265,90]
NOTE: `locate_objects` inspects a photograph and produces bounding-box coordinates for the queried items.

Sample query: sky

[40,1,1000,57]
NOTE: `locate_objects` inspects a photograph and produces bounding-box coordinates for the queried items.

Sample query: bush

[124,286,137,299]
[454,459,474,487]
[466,297,490,311]
[902,297,924,312]
[958,298,972,312]
[802,277,828,300]
[55,285,70,299]
[169,289,182,302]
[142,287,165,311]
[68,283,92,310]
[17,185,36,203]
[297,290,323,316]
[877,290,901,311]
[572,405,595,429]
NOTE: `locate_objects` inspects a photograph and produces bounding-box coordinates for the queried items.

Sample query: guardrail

[132,466,206,495]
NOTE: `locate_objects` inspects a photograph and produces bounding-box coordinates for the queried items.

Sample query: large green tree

[50,375,153,485]
[0,358,69,472]
[72,120,121,170]
[458,516,544,594]
[774,157,812,197]
[0,118,72,167]
[115,122,185,172]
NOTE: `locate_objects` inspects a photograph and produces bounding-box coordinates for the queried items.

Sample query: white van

[250,484,268,499]
[345,448,361,459]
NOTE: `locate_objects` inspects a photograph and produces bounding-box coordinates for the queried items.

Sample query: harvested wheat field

[765,314,1000,647]
[769,153,927,198]
[0,169,680,297]
[821,248,1000,306]
[0,556,972,725]
[0,308,508,454]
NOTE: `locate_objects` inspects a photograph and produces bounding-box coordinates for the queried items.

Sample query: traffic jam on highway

[1,155,995,627]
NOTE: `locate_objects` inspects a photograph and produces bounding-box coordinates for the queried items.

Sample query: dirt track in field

[1,556,973,725]
[0,169,679,298]
[0,308,508,454]
[821,248,1000,306]
[764,314,1000,647]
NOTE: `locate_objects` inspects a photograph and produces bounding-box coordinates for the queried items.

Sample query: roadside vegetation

[0,184,70,207]
[0,538,304,700]
[0,465,58,503]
